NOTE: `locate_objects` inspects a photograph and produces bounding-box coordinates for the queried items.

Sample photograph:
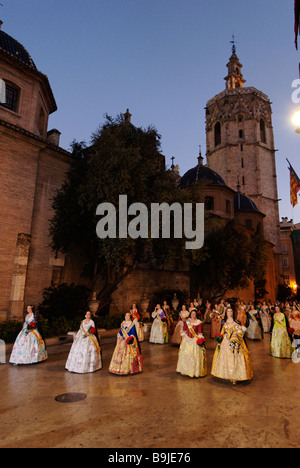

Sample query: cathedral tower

[206,45,281,254]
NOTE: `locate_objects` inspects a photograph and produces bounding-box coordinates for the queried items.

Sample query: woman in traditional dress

[163,300,174,341]
[176,310,207,378]
[149,304,168,344]
[211,308,253,385]
[246,305,264,341]
[259,301,272,333]
[210,304,223,339]
[171,305,190,345]
[130,303,144,342]
[109,312,143,375]
[236,301,248,328]
[270,306,293,359]
[9,306,48,365]
[289,305,300,335]
[65,311,102,374]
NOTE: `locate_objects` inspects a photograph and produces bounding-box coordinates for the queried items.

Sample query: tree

[50,113,197,312]
[191,220,269,302]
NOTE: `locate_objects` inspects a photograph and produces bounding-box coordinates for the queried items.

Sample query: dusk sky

[1,1,300,222]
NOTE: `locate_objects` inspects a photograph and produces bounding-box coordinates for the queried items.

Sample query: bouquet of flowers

[197,337,205,348]
[214,334,223,344]
[83,326,96,338]
[214,334,223,350]
[26,322,36,335]
[126,336,134,345]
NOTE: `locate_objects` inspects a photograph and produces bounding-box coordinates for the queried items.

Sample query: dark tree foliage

[191,220,269,302]
[50,114,196,312]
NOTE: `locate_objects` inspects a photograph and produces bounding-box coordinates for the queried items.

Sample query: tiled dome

[0,29,37,70]
[178,163,226,189]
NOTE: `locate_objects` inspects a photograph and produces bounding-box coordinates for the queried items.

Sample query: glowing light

[292,110,300,127]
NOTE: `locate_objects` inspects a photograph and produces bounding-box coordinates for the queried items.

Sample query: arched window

[260,119,266,143]
[214,122,221,147]
[0,80,20,112]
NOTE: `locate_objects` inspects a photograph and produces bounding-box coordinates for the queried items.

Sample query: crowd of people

[7,297,300,385]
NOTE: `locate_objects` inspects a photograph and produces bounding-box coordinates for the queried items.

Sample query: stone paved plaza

[1,325,300,449]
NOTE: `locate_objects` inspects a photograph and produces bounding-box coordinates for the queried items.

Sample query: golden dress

[270,312,293,359]
[211,322,253,382]
[176,319,207,378]
[109,321,143,375]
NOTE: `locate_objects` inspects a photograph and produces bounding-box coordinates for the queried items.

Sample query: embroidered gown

[149,309,168,344]
[109,321,143,375]
[259,305,272,333]
[246,310,264,340]
[65,319,102,374]
[163,304,174,341]
[131,308,144,342]
[211,322,253,383]
[9,314,48,365]
[176,319,207,378]
[210,308,223,338]
[171,309,190,345]
[270,312,293,359]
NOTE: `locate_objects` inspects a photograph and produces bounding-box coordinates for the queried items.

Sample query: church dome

[178,158,226,189]
[234,192,259,212]
[0,28,37,70]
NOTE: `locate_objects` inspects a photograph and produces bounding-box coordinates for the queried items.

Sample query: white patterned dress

[9,314,48,365]
[65,320,102,374]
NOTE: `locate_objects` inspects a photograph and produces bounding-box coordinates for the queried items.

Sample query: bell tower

[205,45,281,254]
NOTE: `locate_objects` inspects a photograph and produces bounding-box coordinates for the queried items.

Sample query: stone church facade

[0,22,70,321]
[0,25,280,321]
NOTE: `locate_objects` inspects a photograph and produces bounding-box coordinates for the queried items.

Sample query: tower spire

[224,37,246,90]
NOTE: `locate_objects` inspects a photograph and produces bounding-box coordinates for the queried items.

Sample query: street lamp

[292,110,300,133]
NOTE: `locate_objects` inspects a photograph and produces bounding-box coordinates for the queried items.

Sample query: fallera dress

[109,321,143,375]
[130,308,144,342]
[149,309,168,344]
[211,322,253,383]
[270,312,293,359]
[65,319,102,374]
[9,314,47,365]
[246,310,264,340]
[210,308,223,339]
[176,319,207,378]
[171,309,190,345]
[259,306,272,333]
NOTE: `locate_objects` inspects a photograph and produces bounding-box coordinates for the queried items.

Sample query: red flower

[288,328,295,335]
[28,322,36,329]
[214,334,223,343]
[89,327,96,335]
[126,336,134,345]
[197,338,205,347]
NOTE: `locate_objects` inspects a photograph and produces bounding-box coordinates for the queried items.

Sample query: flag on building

[295,0,300,49]
[287,159,300,207]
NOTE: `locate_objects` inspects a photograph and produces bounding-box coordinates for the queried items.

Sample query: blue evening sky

[1,0,300,221]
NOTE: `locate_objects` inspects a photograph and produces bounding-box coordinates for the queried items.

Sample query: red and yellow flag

[288,160,300,207]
